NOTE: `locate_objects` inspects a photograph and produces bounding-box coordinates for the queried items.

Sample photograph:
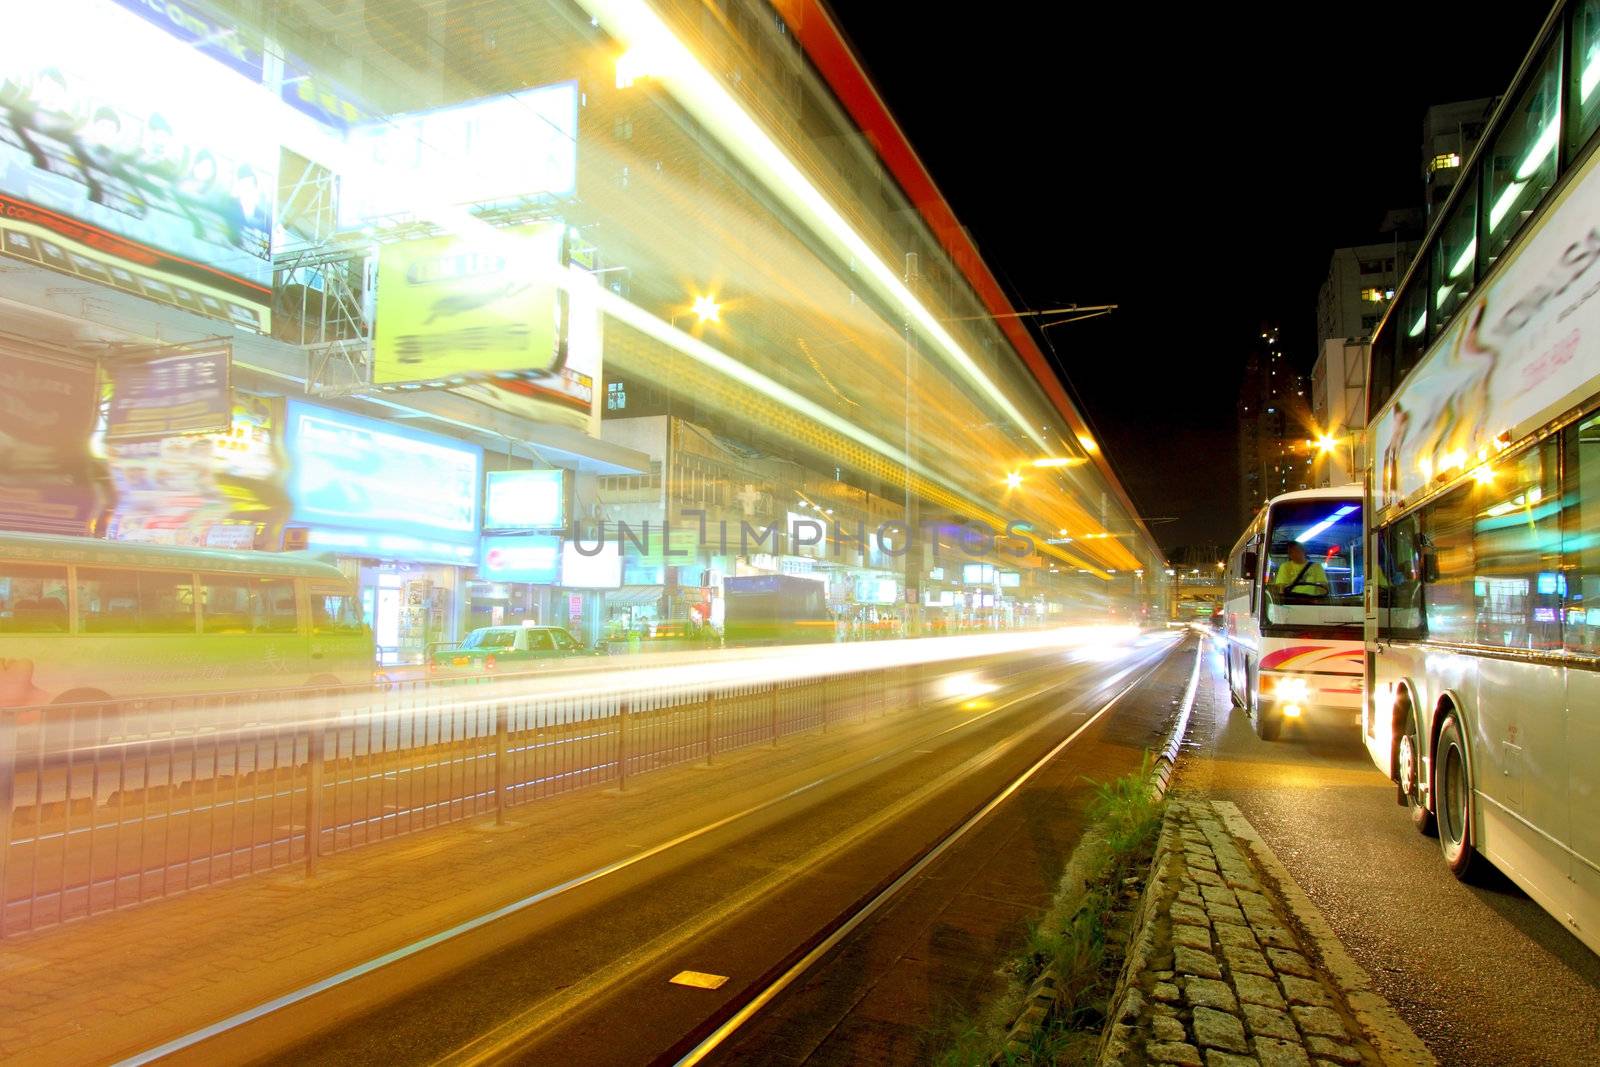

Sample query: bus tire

[1249,670,1280,741]
[1435,713,1477,880]
[1396,703,1434,836]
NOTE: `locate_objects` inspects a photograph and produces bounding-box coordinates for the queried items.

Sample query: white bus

[1362,0,1600,953]
[1224,486,1365,740]
[0,532,372,712]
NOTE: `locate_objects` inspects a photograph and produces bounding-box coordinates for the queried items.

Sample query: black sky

[828,3,1552,554]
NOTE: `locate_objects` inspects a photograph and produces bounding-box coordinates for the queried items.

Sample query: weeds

[933,757,1165,1066]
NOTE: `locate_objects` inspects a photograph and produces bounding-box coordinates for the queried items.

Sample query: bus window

[1420,485,1478,643]
[309,583,364,634]
[1565,411,1600,654]
[0,563,69,633]
[79,569,196,634]
[1472,441,1563,650]
[1483,37,1562,272]
[1261,501,1361,626]
[202,575,299,634]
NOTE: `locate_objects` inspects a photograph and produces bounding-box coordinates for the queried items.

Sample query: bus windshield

[1263,499,1363,626]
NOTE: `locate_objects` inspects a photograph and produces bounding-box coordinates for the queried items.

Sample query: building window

[1428,152,1462,174]
[1360,287,1387,302]
[607,381,627,410]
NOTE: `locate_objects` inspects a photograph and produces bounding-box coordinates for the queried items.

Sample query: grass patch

[933,756,1165,1066]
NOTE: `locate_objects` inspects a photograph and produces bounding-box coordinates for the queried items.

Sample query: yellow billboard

[373,223,564,384]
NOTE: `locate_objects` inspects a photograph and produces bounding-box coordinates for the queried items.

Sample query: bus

[1224,486,1365,740]
[0,532,372,711]
[1360,0,1600,953]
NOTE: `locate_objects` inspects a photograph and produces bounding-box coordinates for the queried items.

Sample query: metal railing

[0,661,912,939]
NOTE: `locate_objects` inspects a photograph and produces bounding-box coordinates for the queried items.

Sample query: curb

[996,635,1204,1061]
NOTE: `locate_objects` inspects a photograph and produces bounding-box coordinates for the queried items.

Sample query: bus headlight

[1271,676,1310,705]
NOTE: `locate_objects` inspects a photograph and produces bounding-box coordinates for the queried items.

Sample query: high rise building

[1422,98,1498,218]
[1237,326,1312,525]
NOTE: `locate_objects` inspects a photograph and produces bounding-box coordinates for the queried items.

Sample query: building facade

[1236,326,1312,525]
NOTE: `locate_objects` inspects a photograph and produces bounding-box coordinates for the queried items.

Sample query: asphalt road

[255,632,1186,1066]
[1178,633,1600,1066]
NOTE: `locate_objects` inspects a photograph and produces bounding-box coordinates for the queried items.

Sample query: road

[1178,633,1600,1066]
[232,633,1187,1066]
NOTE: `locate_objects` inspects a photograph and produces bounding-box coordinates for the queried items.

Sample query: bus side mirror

[1243,551,1258,579]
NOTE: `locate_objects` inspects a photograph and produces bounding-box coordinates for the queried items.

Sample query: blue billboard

[480,534,561,583]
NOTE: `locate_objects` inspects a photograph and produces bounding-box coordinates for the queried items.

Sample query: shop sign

[285,400,481,544]
[484,468,564,530]
[107,344,232,440]
[480,534,561,584]
[373,223,564,384]
[0,350,98,535]
[1,0,278,327]
[562,541,622,589]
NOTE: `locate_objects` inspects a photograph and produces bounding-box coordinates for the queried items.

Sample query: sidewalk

[1100,794,1433,1067]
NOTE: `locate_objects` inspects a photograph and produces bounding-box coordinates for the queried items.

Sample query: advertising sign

[484,469,564,530]
[339,82,578,227]
[480,534,561,584]
[373,223,564,384]
[107,344,232,440]
[962,563,996,585]
[0,350,98,535]
[1372,147,1600,513]
[561,541,622,589]
[0,0,278,327]
[285,401,482,544]
[107,394,286,548]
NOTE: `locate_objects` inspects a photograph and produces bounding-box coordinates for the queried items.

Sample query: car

[429,624,597,675]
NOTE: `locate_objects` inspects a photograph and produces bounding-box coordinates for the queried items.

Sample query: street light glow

[691,294,721,323]
[1005,471,1023,489]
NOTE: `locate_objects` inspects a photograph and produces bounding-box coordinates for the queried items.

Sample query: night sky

[829,3,1552,554]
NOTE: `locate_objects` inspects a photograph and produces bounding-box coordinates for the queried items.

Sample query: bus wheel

[1250,674,1280,741]
[1396,706,1434,836]
[1436,714,1477,879]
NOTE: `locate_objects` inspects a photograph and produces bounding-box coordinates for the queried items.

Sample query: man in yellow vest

[1273,541,1330,597]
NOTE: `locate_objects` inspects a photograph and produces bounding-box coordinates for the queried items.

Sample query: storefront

[281,400,482,666]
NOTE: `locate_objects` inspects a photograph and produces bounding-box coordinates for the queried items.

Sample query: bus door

[306,579,373,686]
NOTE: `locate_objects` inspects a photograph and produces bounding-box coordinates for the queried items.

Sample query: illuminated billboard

[339,82,578,226]
[373,223,564,384]
[0,0,278,330]
[484,469,565,531]
[561,541,622,589]
[481,534,561,584]
[284,401,481,547]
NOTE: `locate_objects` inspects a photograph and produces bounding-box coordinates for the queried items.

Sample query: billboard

[338,82,578,226]
[1372,147,1600,513]
[284,401,482,545]
[107,344,232,441]
[373,223,564,384]
[0,0,279,329]
[562,541,622,589]
[484,469,564,531]
[480,534,561,584]
[0,350,98,535]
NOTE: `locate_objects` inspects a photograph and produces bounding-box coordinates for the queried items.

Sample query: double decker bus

[1224,486,1366,740]
[1362,0,1600,952]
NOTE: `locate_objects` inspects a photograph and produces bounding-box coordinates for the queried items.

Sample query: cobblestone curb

[1097,796,1434,1067]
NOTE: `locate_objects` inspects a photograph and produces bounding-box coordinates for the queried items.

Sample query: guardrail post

[703,691,715,766]
[304,717,325,878]
[820,675,830,733]
[0,710,15,926]
[770,682,780,747]
[617,697,629,791]
[494,703,508,825]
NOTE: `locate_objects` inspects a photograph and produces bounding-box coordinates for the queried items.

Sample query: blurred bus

[722,574,833,645]
[0,532,372,711]
[1223,486,1365,740]
[1359,0,1600,951]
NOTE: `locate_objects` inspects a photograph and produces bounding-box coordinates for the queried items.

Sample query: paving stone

[1234,889,1272,911]
[1153,982,1182,1003]
[1242,1004,1298,1040]
[1253,1037,1312,1067]
[1190,867,1225,886]
[1250,923,1298,949]
[1179,890,1206,907]
[1223,872,1263,892]
[1304,1036,1361,1064]
[1206,903,1248,926]
[1222,944,1274,977]
[1201,884,1238,905]
[1187,853,1220,872]
[1280,975,1333,1007]
[1233,972,1286,1009]
[1266,948,1314,978]
[1175,946,1223,979]
[1155,970,1175,980]
[1174,923,1214,949]
[1172,902,1210,927]
[1214,922,1258,948]
[1153,1014,1188,1042]
[1192,1006,1249,1053]
[1205,1052,1260,1067]
[1149,1041,1204,1066]
[1184,977,1239,1012]
[1154,1002,1180,1016]
[1291,1005,1347,1038]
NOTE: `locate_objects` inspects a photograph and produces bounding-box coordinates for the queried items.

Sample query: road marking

[670,971,729,990]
